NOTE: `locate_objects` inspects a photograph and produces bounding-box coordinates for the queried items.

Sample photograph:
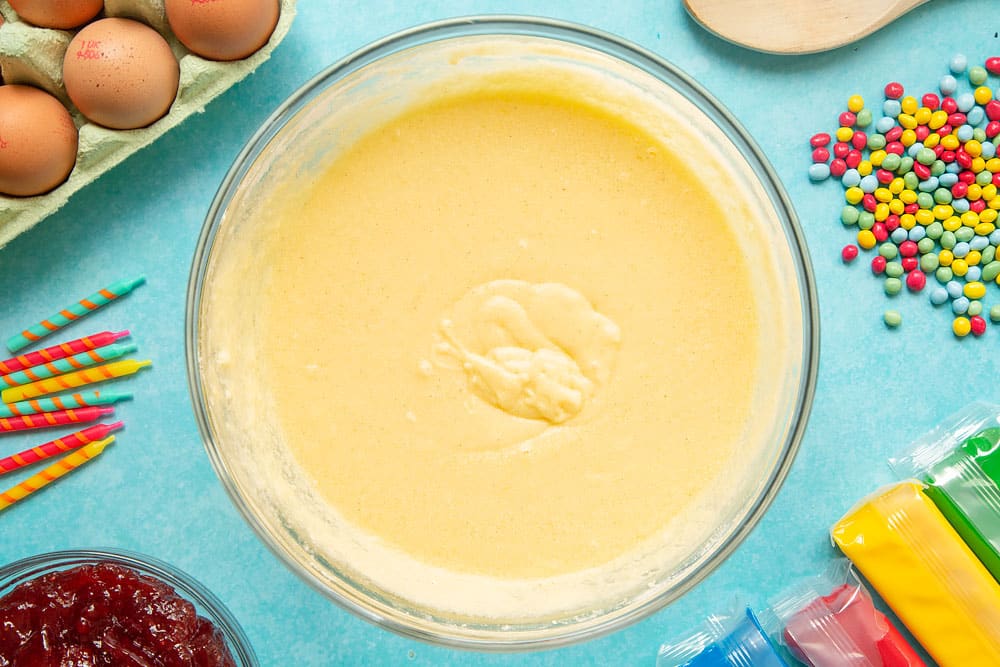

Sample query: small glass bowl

[0,548,258,666]
[187,15,818,651]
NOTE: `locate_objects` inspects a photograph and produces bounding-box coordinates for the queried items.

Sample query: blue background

[1,1,997,664]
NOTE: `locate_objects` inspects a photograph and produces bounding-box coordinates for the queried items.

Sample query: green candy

[897,156,914,175]
[983,246,996,265]
[934,188,953,204]
[917,192,935,209]
[884,310,902,327]
[903,171,919,190]
[968,300,984,317]
[858,211,875,230]
[918,237,936,254]
[884,277,903,295]
[977,170,993,186]
[917,147,937,165]
[868,133,886,150]
[926,221,944,240]
[920,252,939,272]
[881,153,901,171]
[941,231,957,249]
[879,242,899,259]
[982,261,1000,283]
[841,205,860,226]
[930,160,946,177]
[970,65,988,85]
[955,226,975,243]
[991,304,1000,323]
[856,108,873,127]
[886,261,904,278]
[936,266,954,283]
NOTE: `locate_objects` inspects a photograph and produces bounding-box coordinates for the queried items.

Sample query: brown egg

[63,18,179,130]
[9,0,104,30]
[0,84,78,197]
[165,0,279,62]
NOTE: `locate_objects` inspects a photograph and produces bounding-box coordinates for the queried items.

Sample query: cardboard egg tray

[0,0,297,248]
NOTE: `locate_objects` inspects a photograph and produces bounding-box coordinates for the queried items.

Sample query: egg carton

[0,0,297,249]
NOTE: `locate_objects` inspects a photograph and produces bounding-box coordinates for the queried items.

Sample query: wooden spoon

[684,0,928,55]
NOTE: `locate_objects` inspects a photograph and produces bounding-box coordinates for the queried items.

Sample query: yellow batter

[257,90,759,579]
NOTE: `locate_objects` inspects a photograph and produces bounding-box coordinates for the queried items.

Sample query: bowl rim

[185,13,819,652]
[0,547,259,666]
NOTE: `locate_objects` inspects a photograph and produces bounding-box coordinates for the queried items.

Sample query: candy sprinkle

[808,54,1000,338]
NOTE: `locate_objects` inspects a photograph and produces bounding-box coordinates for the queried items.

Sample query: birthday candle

[0,436,114,511]
[0,330,130,374]
[0,422,122,475]
[0,406,114,434]
[1,359,151,403]
[6,277,145,352]
[1,342,138,387]
[0,390,132,419]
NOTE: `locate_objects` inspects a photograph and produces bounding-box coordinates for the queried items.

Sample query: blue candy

[930,287,950,305]
[953,296,971,315]
[808,163,830,182]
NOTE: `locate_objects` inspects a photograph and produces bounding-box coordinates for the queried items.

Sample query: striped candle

[0,406,114,434]
[0,436,114,511]
[0,422,122,475]
[0,330,130,375]
[1,342,138,387]
[6,277,145,352]
[0,390,132,419]
[1,359,151,403]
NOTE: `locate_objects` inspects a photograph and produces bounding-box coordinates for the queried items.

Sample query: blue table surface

[1,1,997,664]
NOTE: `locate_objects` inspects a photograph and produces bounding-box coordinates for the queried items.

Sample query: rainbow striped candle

[0,436,114,511]
[1,342,138,387]
[6,277,145,352]
[0,406,114,433]
[0,422,122,475]
[1,359,151,403]
[0,390,132,419]
[0,330,130,374]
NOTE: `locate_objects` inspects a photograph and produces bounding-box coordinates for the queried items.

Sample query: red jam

[0,562,237,666]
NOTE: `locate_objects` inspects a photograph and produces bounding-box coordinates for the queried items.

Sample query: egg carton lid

[0,0,297,249]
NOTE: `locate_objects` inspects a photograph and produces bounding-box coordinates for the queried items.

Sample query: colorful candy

[809,55,1000,337]
[0,359,151,403]
[0,422,122,475]
[5,277,145,352]
[0,406,114,433]
[0,436,113,512]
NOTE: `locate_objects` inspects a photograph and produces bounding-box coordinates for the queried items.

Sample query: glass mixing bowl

[186,16,818,651]
[0,548,258,665]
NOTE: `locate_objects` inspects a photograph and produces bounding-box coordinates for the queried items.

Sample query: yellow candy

[975,221,996,236]
[875,202,890,221]
[900,95,918,115]
[965,281,987,299]
[900,213,916,230]
[858,161,873,177]
[967,250,982,266]
[962,211,980,227]
[836,126,854,142]
[929,110,948,130]
[939,249,954,266]
[975,86,993,105]
[857,229,877,249]
[870,149,887,167]
[874,187,893,203]
[987,157,1000,173]
[898,113,918,130]
[845,187,864,205]
[900,129,917,147]
[952,258,969,277]
[980,209,998,224]
[889,198,905,215]
[954,316,972,337]
[932,204,953,220]
[966,140,983,158]
[941,134,961,150]
[983,184,997,202]
[899,189,917,204]
[923,132,940,149]
[915,209,935,225]
[972,157,986,174]
[848,94,865,113]
[992,198,1000,211]
[968,184,983,201]
[943,215,962,232]
[889,178,905,195]
[914,107,932,126]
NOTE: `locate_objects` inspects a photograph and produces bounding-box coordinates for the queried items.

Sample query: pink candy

[842,245,859,263]
[906,270,926,292]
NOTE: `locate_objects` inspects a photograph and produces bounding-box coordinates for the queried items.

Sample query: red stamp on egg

[75,39,102,60]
